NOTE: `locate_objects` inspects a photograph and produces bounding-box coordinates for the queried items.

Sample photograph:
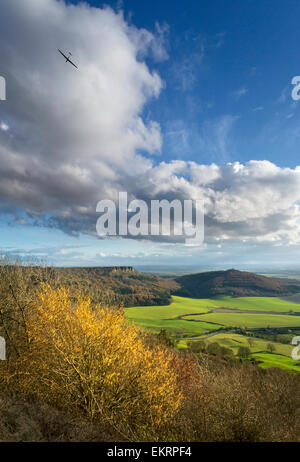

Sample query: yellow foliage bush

[6,285,183,440]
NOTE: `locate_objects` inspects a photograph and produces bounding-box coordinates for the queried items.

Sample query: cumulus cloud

[0,0,162,215]
[120,160,300,245]
[1,0,300,247]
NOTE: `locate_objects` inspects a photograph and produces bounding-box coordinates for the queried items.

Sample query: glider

[58,49,78,69]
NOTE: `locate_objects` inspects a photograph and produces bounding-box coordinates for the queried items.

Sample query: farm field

[252,353,300,372]
[179,332,294,356]
[192,295,300,313]
[125,297,220,336]
[184,311,300,328]
[125,295,300,372]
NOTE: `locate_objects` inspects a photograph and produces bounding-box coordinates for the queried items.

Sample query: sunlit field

[125,296,300,372]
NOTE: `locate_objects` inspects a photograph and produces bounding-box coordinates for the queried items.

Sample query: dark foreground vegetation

[0,259,299,442]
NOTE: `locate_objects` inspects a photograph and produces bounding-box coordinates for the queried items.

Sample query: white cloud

[165,115,238,162]
[1,0,300,248]
[277,86,290,104]
[0,0,163,221]
[232,86,248,99]
[0,122,9,131]
[124,160,300,245]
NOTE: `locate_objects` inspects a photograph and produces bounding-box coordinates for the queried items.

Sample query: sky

[1,0,300,269]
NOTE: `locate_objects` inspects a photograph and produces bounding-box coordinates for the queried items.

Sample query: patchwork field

[125,295,300,372]
[211,295,300,312]
[184,312,300,328]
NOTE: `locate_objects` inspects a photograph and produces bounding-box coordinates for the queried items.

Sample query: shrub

[177,356,300,442]
[1,285,184,440]
[157,329,177,348]
[187,340,206,353]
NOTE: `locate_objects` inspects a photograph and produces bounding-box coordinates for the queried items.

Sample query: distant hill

[173,269,300,298]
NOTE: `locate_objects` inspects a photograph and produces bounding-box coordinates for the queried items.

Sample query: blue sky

[1,0,300,269]
[90,0,300,167]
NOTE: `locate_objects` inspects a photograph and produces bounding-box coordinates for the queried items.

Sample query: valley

[125,294,300,372]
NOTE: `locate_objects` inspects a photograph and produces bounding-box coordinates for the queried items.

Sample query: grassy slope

[252,353,300,372]
[185,312,300,328]
[125,297,221,336]
[197,295,300,312]
[125,295,300,372]
[191,332,293,356]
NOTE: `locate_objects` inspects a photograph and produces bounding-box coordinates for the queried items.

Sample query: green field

[191,332,293,355]
[252,353,300,372]
[187,295,300,313]
[184,311,300,328]
[125,295,300,372]
[125,296,221,336]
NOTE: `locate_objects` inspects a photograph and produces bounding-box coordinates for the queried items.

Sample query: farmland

[1,263,300,442]
[125,295,300,372]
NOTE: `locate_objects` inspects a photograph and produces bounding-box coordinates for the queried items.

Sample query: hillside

[173,269,300,298]
[58,266,180,306]
[6,265,179,307]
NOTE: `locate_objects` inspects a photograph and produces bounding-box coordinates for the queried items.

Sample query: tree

[206,342,222,356]
[220,346,234,356]
[267,343,276,354]
[157,329,177,348]
[4,284,184,439]
[237,346,251,359]
[247,338,255,347]
[187,340,206,353]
